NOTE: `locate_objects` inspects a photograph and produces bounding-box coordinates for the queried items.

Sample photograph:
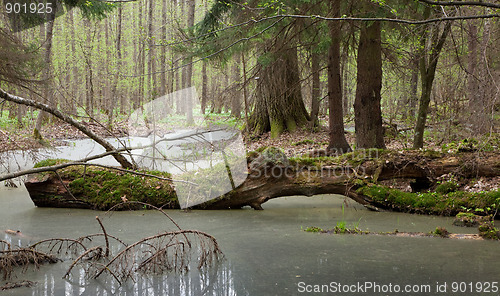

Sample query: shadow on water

[2,184,500,295]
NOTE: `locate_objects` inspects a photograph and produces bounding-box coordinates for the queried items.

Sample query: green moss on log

[32,160,178,210]
[357,184,500,216]
[289,148,387,168]
[33,159,70,168]
[67,167,177,210]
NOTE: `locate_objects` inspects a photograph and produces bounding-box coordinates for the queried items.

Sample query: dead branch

[63,246,103,280]
[0,88,134,169]
[0,127,218,183]
[0,280,36,290]
[95,216,110,257]
[2,203,224,285]
[0,248,60,280]
[91,229,223,282]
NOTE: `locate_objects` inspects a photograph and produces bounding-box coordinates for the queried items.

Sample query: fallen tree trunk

[200,149,500,210]
[24,148,500,212]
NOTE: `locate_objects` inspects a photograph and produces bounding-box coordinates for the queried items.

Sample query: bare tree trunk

[327,0,351,153]
[413,10,453,149]
[137,2,145,109]
[160,0,168,97]
[108,5,123,129]
[241,53,250,132]
[249,37,310,138]
[309,49,320,128]
[231,56,241,119]
[185,0,195,124]
[34,6,57,140]
[408,55,419,118]
[201,61,208,114]
[342,48,350,116]
[148,0,156,98]
[84,19,95,119]
[354,19,385,149]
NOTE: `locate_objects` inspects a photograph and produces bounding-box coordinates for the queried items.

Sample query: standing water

[1,185,500,295]
[1,141,500,295]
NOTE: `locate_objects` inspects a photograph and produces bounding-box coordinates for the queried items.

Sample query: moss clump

[303,226,323,233]
[422,149,443,158]
[435,181,459,194]
[453,212,491,227]
[34,159,71,168]
[478,222,500,240]
[289,156,320,167]
[60,166,177,210]
[431,227,449,238]
[357,184,500,216]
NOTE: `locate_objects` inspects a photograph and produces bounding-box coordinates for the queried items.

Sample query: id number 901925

[5,1,53,14]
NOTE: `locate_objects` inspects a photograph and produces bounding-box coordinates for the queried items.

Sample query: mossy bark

[24,151,500,212]
[249,36,310,138]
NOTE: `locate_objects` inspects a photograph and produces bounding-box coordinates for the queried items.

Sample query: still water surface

[1,140,499,295]
[1,185,499,296]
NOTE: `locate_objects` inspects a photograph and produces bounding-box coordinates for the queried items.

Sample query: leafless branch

[124,12,499,77]
[417,0,500,9]
[0,88,134,169]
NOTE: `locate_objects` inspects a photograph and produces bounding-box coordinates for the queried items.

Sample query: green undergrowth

[35,160,178,210]
[357,184,500,216]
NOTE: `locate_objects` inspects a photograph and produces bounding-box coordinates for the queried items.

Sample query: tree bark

[34,5,57,140]
[148,0,156,98]
[249,37,310,138]
[354,19,385,149]
[327,0,351,154]
[160,0,168,97]
[23,150,500,211]
[309,49,320,127]
[231,56,242,119]
[413,12,453,149]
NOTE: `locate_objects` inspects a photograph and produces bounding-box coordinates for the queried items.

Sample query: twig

[95,217,110,257]
[63,246,103,279]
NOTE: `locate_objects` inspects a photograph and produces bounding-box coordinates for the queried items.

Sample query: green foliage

[70,0,115,20]
[453,212,491,227]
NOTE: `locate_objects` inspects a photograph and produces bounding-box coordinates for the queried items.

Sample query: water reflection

[2,186,500,296]
[27,262,243,296]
